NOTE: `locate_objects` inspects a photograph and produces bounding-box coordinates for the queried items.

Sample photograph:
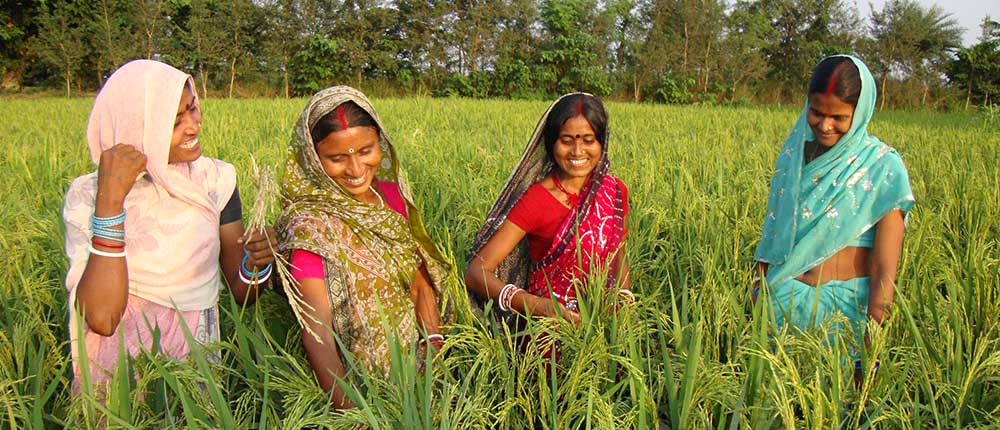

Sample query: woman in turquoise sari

[752,55,915,375]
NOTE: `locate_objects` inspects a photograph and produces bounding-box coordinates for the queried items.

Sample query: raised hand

[96,144,146,210]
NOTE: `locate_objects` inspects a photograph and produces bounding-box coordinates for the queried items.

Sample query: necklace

[368,185,385,207]
[551,173,580,207]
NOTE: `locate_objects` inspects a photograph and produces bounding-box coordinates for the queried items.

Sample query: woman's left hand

[240,227,278,269]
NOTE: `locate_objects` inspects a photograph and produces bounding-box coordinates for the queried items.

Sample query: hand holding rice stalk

[244,154,324,341]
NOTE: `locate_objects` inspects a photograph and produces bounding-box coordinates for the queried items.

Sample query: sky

[854,0,998,47]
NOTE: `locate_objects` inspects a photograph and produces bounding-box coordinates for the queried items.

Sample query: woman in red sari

[465,93,631,330]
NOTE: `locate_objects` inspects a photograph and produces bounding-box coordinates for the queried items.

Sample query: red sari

[508,175,629,308]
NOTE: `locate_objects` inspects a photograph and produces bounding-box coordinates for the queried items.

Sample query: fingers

[243,227,279,268]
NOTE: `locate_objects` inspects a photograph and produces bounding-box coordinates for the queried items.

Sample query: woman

[63,60,276,392]
[465,93,632,332]
[277,86,450,408]
[753,55,915,365]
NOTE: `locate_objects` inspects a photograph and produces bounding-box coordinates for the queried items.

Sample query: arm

[751,262,769,305]
[411,264,441,336]
[219,221,277,305]
[74,144,146,336]
[298,277,355,409]
[464,221,579,323]
[868,209,906,324]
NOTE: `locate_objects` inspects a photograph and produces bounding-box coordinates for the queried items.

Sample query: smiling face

[552,114,602,179]
[806,92,855,148]
[314,126,382,198]
[168,84,203,163]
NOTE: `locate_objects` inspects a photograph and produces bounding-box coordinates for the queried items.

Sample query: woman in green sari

[277,86,450,408]
[753,55,915,375]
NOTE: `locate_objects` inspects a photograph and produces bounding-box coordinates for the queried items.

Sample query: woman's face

[553,115,602,179]
[168,85,203,163]
[314,126,382,198]
[806,92,854,148]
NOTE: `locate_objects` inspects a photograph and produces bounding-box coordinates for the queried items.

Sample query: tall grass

[0,97,997,429]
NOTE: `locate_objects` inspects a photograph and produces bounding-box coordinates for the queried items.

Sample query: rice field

[0,96,998,429]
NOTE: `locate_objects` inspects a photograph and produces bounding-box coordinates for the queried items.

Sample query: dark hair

[542,94,608,163]
[808,56,862,106]
[310,101,378,145]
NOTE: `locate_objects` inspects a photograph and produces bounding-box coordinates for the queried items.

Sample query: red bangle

[92,237,125,249]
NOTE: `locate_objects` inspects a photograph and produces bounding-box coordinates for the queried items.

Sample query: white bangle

[618,288,635,303]
[88,244,126,258]
[239,268,272,285]
[498,284,523,312]
[427,333,444,342]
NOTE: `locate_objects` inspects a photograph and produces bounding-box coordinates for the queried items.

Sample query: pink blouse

[290,181,409,280]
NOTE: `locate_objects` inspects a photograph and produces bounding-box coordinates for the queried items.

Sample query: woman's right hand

[97,144,146,208]
[523,294,580,324]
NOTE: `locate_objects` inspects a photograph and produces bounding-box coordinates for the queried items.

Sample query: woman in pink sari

[465,93,631,334]
[62,60,276,393]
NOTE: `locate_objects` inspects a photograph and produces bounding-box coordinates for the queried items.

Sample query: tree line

[1,0,997,109]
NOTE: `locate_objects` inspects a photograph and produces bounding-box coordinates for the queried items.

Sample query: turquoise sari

[754,55,915,337]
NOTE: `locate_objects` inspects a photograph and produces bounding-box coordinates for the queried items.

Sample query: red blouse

[507,178,629,262]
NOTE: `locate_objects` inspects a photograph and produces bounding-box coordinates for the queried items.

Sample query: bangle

[419,333,445,349]
[93,225,125,241]
[498,284,523,312]
[241,251,272,277]
[239,267,272,285]
[618,289,635,302]
[91,210,126,228]
[88,244,126,258]
[91,237,125,249]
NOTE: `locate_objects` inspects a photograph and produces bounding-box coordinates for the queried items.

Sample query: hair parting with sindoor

[310,101,378,145]
[542,94,608,164]
[808,57,862,106]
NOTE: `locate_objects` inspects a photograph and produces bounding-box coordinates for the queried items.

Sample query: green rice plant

[0,97,997,429]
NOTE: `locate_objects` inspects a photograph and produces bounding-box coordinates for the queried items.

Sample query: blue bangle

[92,211,126,228]
[241,251,272,277]
[93,226,125,241]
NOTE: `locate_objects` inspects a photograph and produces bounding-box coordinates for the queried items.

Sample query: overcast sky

[853,0,997,47]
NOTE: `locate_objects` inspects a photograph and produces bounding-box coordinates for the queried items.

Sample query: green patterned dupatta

[276,86,450,373]
[754,55,915,287]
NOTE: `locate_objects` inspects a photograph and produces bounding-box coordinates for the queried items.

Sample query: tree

[869,0,963,109]
[320,0,402,84]
[394,0,448,89]
[89,0,135,86]
[719,0,770,102]
[175,0,230,98]
[606,0,643,100]
[735,0,860,102]
[1,0,41,89]
[32,0,89,95]
[949,18,1000,108]
[260,0,308,97]
[214,0,264,98]
[133,0,170,59]
[538,0,613,95]
[490,0,542,97]
[637,0,728,103]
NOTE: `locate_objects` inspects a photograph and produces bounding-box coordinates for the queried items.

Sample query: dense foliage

[0,97,998,428]
[1,0,997,109]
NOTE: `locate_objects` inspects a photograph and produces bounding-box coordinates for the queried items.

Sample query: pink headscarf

[85,59,218,217]
[64,59,236,317]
